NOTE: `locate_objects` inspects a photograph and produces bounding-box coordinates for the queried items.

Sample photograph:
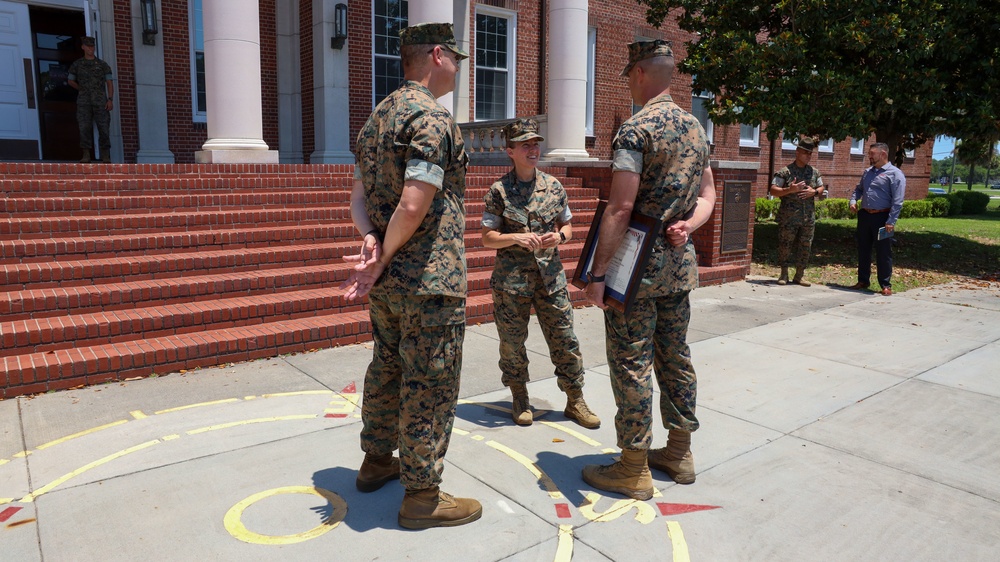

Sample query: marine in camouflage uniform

[68,36,113,163]
[345,23,481,529]
[481,118,599,429]
[582,40,715,499]
[770,136,825,285]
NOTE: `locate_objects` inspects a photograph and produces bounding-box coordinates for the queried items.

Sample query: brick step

[0,237,585,291]
[0,210,598,262]
[0,242,586,320]
[0,241,359,290]
[0,207,357,240]
[0,287,360,357]
[0,289,591,399]
[0,190,354,215]
[0,186,595,208]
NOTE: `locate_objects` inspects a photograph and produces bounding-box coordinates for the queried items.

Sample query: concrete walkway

[2,277,998,561]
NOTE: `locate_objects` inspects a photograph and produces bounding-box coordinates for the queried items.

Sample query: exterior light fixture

[140,0,159,46]
[331,3,348,49]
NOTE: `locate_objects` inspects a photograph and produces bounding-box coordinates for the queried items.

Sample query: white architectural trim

[542,0,592,161]
[310,0,353,164]
[276,0,303,163]
[473,3,516,121]
[130,0,174,163]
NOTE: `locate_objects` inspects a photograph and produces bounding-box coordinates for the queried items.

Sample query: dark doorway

[29,6,86,161]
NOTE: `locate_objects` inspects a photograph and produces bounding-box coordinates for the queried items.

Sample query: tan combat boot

[648,429,696,484]
[510,383,532,426]
[356,452,400,492]
[792,269,811,287]
[398,486,483,529]
[777,266,789,285]
[581,449,654,500]
[564,388,600,429]
[79,149,91,163]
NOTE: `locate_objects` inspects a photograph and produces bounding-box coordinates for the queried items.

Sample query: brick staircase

[0,163,599,398]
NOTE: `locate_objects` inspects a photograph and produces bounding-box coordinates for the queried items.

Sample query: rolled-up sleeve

[612,149,644,174]
[482,211,502,229]
[404,159,445,189]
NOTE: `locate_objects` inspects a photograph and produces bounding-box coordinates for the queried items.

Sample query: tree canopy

[637,0,1000,165]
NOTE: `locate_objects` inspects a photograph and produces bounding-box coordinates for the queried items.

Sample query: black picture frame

[571,201,662,315]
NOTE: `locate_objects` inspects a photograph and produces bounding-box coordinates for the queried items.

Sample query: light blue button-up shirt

[850,162,907,225]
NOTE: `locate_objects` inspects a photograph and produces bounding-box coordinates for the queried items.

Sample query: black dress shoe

[848,282,868,290]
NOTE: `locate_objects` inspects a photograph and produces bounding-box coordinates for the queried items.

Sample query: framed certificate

[571,201,662,315]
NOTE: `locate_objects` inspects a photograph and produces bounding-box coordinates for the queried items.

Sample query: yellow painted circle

[224,486,347,545]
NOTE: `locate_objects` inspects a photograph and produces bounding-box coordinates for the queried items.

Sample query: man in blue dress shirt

[848,142,907,295]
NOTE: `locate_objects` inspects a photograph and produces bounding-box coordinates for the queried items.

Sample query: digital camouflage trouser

[777,218,815,271]
[604,291,698,451]
[77,103,110,152]
[493,285,584,392]
[360,292,465,491]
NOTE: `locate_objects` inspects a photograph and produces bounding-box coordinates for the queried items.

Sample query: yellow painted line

[0,459,9,466]
[667,521,691,562]
[13,451,30,458]
[261,391,334,398]
[451,427,470,436]
[456,399,550,420]
[244,396,257,400]
[554,524,574,561]
[35,420,130,451]
[486,440,562,499]
[336,393,361,408]
[579,492,656,524]
[225,486,346,545]
[162,434,181,441]
[470,434,484,441]
[652,487,663,498]
[130,410,147,419]
[186,415,317,435]
[538,421,602,447]
[155,398,240,415]
[602,448,617,454]
[21,439,162,502]
[0,498,13,505]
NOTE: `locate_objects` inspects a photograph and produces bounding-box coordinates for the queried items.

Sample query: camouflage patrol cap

[797,136,819,152]
[620,39,673,77]
[399,23,469,60]
[503,118,544,143]
[81,36,96,46]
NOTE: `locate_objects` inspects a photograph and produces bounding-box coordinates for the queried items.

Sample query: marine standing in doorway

[68,36,113,163]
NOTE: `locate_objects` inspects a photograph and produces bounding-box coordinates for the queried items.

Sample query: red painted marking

[341,382,356,393]
[555,504,571,518]
[656,503,721,516]
[325,414,348,418]
[0,506,22,523]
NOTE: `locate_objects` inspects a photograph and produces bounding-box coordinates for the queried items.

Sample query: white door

[0,0,40,160]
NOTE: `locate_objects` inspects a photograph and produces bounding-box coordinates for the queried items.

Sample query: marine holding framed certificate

[571,201,662,315]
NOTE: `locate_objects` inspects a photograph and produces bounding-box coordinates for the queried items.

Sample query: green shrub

[755,198,779,222]
[927,195,951,217]
[952,190,990,214]
[944,193,964,215]
[817,198,851,220]
[900,199,932,218]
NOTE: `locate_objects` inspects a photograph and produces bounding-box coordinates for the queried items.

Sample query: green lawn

[752,207,1000,292]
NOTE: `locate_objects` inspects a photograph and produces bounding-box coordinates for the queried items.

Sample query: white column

[542,0,593,161]
[195,0,278,163]
[277,0,304,163]
[407,0,455,113]
[128,0,174,163]
[310,0,354,164]
[453,0,471,123]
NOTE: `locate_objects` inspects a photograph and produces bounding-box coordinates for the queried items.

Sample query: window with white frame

[781,132,798,150]
[691,89,714,143]
[373,0,408,107]
[585,26,596,136]
[475,8,515,121]
[818,138,834,153]
[739,124,759,147]
[190,0,206,121]
[851,137,865,154]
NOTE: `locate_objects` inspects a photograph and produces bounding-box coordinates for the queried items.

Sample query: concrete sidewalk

[2,277,998,561]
